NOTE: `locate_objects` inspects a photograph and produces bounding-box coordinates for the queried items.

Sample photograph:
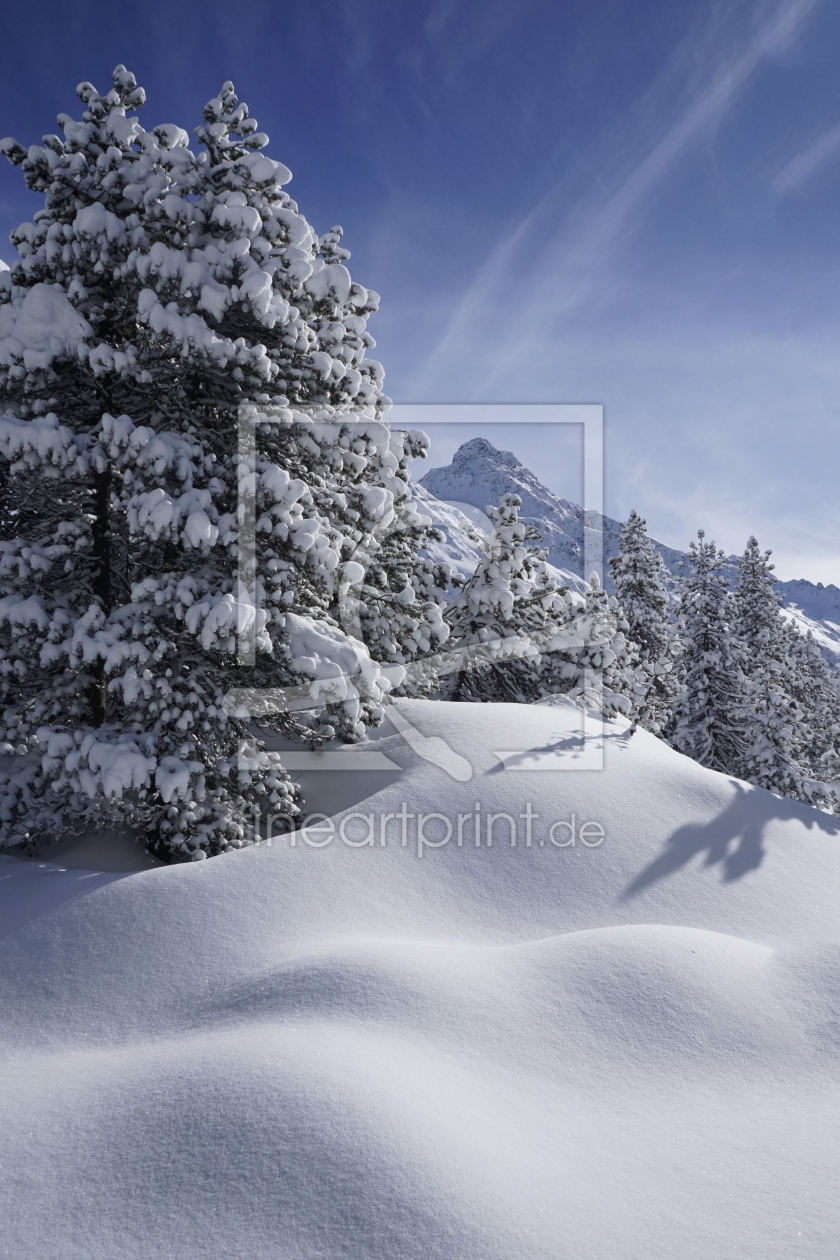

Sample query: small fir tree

[442,493,573,702]
[441,495,642,716]
[537,571,646,718]
[783,622,840,802]
[667,531,745,773]
[335,426,451,698]
[608,509,677,732]
[730,537,822,802]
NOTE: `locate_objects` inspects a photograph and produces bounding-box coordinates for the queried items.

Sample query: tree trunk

[89,466,112,726]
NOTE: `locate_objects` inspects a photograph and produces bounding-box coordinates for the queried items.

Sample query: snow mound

[2,698,840,1258]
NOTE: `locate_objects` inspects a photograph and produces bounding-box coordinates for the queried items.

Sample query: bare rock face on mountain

[418,438,840,661]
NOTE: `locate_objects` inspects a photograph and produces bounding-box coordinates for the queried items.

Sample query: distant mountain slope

[419,436,689,588]
[411,483,487,582]
[776,580,840,662]
[419,437,591,577]
[418,437,840,661]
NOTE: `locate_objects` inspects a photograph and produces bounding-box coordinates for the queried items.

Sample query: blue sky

[2,1,840,579]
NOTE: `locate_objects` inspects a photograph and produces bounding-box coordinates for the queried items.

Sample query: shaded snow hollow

[2,698,840,1258]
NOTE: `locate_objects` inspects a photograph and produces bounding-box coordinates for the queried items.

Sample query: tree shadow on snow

[622,781,840,897]
[486,721,635,773]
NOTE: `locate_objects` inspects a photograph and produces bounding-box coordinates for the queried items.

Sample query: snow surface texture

[2,697,840,1258]
[419,438,840,659]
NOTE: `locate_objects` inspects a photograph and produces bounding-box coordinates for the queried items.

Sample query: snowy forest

[2,66,839,862]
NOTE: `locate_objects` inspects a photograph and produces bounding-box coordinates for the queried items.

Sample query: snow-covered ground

[2,697,840,1258]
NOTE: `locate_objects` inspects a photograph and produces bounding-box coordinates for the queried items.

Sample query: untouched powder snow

[2,698,840,1258]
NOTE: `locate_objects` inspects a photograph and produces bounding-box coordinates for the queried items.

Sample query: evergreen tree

[195,85,450,701]
[667,531,744,772]
[333,426,451,698]
[441,494,642,716]
[442,493,572,702]
[608,509,677,732]
[730,537,821,801]
[784,623,840,801]
[0,67,438,859]
[537,571,646,718]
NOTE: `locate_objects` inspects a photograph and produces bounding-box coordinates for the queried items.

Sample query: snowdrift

[2,698,840,1259]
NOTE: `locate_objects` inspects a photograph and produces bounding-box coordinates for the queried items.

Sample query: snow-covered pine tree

[783,622,840,801]
[536,571,646,718]
[0,461,13,539]
[728,536,827,802]
[331,425,451,699]
[194,89,449,705]
[667,530,744,773]
[608,509,677,732]
[442,493,572,702]
[0,67,440,860]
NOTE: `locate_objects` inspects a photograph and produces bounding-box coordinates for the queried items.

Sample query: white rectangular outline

[389,404,605,770]
[388,403,604,583]
[233,402,606,772]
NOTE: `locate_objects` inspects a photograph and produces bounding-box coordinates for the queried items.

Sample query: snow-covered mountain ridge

[417,437,840,660]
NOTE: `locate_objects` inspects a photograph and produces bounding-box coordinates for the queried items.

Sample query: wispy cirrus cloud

[412,0,821,396]
[773,121,840,193]
[388,0,840,586]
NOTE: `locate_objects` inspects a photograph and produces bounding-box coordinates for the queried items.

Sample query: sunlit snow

[3,697,840,1257]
